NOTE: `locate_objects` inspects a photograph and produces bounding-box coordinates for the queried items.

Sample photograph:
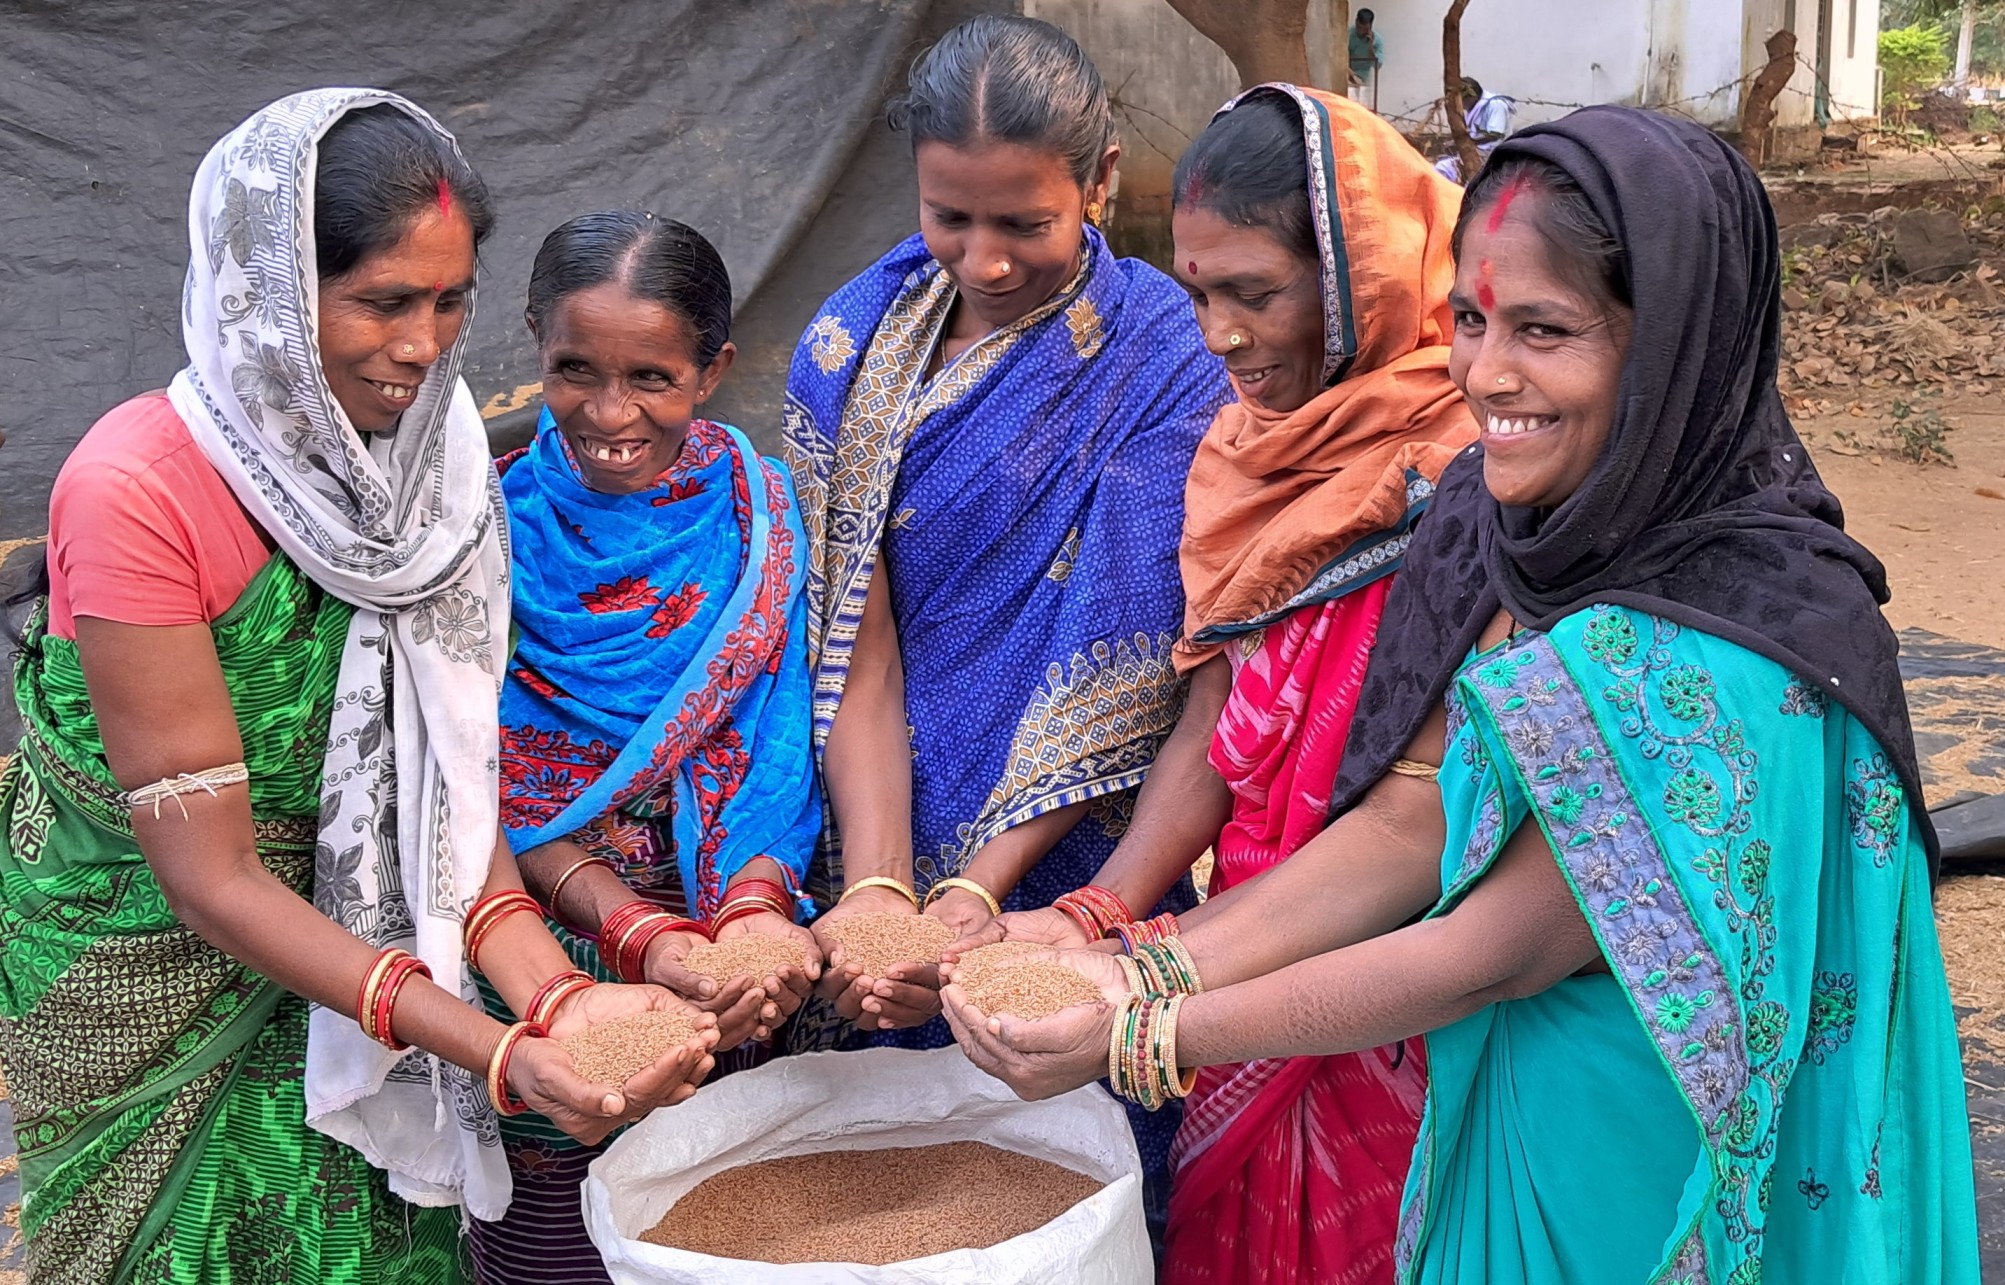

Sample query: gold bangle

[838,876,920,910]
[1389,758,1440,782]
[923,876,1001,917]
[545,854,614,915]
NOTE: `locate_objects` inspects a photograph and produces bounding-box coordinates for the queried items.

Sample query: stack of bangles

[1116,937,1204,1001]
[486,1020,543,1116]
[357,947,432,1051]
[712,876,795,932]
[462,889,543,974]
[1051,885,1134,940]
[1108,911,1180,953]
[1108,993,1195,1111]
[600,901,709,983]
[523,968,595,1028]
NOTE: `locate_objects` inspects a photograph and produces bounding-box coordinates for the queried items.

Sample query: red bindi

[436,178,452,217]
[1476,259,1496,310]
[433,280,444,293]
[1187,260,1198,275]
[1484,177,1527,234]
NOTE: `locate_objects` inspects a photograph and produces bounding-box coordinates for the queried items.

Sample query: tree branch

[1165,0,1312,89]
[1740,29,1798,167]
[1443,0,1480,182]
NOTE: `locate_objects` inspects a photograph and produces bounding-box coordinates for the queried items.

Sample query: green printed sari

[0,556,465,1284]
[1394,605,1979,1285]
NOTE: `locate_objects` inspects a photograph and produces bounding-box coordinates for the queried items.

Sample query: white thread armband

[123,762,251,820]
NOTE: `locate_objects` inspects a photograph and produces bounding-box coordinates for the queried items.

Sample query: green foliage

[1880,24,1953,121]
[1887,393,1955,465]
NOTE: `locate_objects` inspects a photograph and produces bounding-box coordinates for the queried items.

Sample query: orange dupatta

[1176,86,1478,670]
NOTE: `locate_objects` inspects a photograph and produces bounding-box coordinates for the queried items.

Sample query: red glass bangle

[523,968,594,1028]
[464,890,542,973]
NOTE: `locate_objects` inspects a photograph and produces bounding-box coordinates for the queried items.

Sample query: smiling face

[1172,205,1325,414]
[316,205,476,433]
[915,138,1112,330]
[1448,195,1632,509]
[530,281,735,495]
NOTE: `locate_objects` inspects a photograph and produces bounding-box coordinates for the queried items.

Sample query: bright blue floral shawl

[498,413,818,918]
[782,228,1229,908]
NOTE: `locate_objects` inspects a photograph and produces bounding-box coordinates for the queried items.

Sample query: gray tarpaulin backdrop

[0,0,1009,541]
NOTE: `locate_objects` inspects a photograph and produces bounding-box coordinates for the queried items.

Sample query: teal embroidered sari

[1396,605,1978,1285]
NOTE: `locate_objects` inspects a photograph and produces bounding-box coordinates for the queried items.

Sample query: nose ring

[1228,332,1245,347]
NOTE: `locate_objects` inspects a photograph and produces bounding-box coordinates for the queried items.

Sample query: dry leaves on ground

[1934,875,2005,1061]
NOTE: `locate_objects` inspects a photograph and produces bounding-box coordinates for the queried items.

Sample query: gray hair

[887,15,1115,186]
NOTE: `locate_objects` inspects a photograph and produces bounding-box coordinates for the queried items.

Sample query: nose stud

[1228,332,1245,347]
[1495,375,1507,386]
[997,261,1012,276]
[403,343,417,355]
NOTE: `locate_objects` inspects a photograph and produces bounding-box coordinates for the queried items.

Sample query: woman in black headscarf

[941,106,1979,1284]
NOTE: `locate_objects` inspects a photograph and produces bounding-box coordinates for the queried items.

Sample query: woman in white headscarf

[0,90,711,1283]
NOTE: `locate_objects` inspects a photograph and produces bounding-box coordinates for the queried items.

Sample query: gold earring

[1086,201,1104,227]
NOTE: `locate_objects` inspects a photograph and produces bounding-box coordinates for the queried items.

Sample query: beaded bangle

[1132,937,1203,999]
[463,890,542,973]
[544,855,616,919]
[524,969,595,1029]
[923,876,1003,918]
[486,1020,543,1117]
[1108,995,1194,1109]
[837,876,920,910]
[1052,885,1134,941]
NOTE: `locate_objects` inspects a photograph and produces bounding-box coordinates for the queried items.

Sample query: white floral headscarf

[168,88,511,1217]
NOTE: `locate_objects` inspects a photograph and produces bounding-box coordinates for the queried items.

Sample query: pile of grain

[641,1141,1103,1264]
[562,1010,698,1085]
[947,940,1043,988]
[684,936,810,984]
[823,913,953,976]
[958,959,1101,1022]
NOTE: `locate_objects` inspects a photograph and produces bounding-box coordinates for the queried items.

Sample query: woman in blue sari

[477,212,821,1284]
[783,12,1227,1228]
[944,107,1979,1283]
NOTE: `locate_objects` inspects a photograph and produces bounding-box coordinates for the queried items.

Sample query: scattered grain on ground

[959,959,1102,1022]
[1935,875,2005,1061]
[947,940,1043,988]
[641,1141,1102,1264]
[562,1010,698,1085]
[684,937,810,984]
[823,913,953,976]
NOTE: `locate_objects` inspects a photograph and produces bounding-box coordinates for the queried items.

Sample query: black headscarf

[1330,106,1937,870]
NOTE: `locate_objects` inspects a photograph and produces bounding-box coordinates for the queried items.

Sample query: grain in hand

[823,913,953,976]
[946,940,1043,988]
[640,1141,1104,1264]
[684,936,811,984]
[958,959,1102,1021]
[562,1010,697,1085]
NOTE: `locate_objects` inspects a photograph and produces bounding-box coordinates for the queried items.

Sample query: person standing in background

[1349,9,1384,107]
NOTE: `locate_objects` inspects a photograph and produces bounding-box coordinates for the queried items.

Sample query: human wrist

[837,883,918,915]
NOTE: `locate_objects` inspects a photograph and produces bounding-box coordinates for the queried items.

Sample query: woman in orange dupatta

[977,84,1475,1281]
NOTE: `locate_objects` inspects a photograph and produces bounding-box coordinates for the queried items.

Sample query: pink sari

[1163,577,1427,1285]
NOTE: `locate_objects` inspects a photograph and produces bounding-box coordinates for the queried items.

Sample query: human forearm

[1175,776,1445,987]
[959,800,1092,903]
[823,569,916,883]
[1088,657,1232,912]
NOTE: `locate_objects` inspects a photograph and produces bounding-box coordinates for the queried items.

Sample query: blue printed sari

[1397,605,1978,1285]
[783,228,1228,915]
[477,414,820,1284]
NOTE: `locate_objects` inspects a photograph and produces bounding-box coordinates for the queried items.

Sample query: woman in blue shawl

[783,13,1228,1227]
[476,212,821,1285]
[944,108,1979,1283]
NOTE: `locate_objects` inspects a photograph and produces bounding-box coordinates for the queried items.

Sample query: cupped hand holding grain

[540,980,716,1046]
[941,975,1113,1103]
[710,912,822,1021]
[810,886,942,1032]
[505,1025,713,1146]
[643,930,777,1048]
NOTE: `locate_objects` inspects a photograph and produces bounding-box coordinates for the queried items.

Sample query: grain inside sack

[823,912,954,976]
[640,1141,1105,1264]
[563,1010,699,1085]
[683,936,811,984]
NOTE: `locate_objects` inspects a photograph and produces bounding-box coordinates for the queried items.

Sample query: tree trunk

[1164,0,1312,89]
[1330,0,1351,93]
[1443,0,1481,182]
[1954,0,1978,86]
[1740,28,1798,168]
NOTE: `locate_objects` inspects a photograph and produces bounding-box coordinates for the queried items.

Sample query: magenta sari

[1163,577,1427,1285]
